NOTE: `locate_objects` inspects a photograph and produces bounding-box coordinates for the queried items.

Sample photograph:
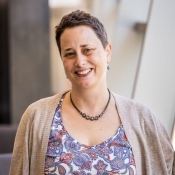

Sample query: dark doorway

[0,0,10,123]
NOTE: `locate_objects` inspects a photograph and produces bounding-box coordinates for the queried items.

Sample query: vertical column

[9,0,51,123]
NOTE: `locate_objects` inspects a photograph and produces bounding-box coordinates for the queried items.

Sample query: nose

[74,53,86,67]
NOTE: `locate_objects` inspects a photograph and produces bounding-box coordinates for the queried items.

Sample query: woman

[9,10,174,175]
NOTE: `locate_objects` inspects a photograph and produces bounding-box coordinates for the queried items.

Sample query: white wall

[105,0,150,97]
[133,0,175,136]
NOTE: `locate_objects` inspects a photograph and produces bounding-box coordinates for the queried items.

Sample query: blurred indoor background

[0,0,175,158]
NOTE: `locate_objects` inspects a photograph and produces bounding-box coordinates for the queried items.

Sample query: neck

[71,84,108,99]
[70,85,110,116]
[70,88,110,120]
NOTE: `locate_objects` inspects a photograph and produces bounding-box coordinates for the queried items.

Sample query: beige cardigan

[9,91,175,175]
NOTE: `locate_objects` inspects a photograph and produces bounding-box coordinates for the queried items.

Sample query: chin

[73,81,95,89]
[78,84,92,89]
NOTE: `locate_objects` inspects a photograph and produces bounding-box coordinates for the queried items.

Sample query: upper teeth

[77,69,91,75]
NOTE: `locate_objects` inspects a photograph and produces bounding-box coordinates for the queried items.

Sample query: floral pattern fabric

[44,93,136,175]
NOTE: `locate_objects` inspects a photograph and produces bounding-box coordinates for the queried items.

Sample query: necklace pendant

[94,116,98,120]
[86,115,90,120]
[82,113,86,117]
[90,117,94,121]
[70,89,111,121]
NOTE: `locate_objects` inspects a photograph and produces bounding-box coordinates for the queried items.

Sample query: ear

[105,43,112,63]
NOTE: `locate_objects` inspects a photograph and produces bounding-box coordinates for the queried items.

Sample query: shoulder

[112,91,171,141]
[111,91,163,129]
[111,91,152,116]
[20,90,69,123]
[28,90,68,111]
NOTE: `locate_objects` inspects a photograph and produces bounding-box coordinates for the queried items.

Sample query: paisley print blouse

[44,93,136,175]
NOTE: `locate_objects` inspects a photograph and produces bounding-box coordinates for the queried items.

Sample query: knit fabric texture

[9,91,175,175]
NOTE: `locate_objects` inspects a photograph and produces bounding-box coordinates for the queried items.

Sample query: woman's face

[60,25,112,90]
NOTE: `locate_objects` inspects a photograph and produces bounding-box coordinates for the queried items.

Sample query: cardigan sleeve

[9,105,34,175]
[151,112,175,174]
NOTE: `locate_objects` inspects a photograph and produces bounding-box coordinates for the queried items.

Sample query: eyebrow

[64,48,73,52]
[64,44,91,52]
[80,44,89,47]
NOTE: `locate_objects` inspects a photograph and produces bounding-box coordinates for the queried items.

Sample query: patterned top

[44,93,136,175]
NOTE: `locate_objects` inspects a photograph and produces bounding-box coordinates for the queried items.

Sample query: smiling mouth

[75,68,92,75]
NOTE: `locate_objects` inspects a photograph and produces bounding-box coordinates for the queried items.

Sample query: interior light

[49,0,81,8]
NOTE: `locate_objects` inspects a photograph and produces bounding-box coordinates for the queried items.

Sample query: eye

[64,52,75,58]
[83,48,94,54]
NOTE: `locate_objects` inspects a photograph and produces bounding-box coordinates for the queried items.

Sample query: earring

[107,65,110,70]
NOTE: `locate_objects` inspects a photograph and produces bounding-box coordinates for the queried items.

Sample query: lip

[74,68,93,77]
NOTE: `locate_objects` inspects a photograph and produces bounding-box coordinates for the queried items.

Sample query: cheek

[89,52,101,64]
[92,52,107,68]
[62,60,73,72]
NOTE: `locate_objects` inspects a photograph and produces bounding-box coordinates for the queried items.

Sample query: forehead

[60,25,102,49]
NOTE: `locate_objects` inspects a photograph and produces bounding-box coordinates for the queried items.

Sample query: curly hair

[55,10,108,55]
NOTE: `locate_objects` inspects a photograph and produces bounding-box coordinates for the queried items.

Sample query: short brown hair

[55,10,108,55]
